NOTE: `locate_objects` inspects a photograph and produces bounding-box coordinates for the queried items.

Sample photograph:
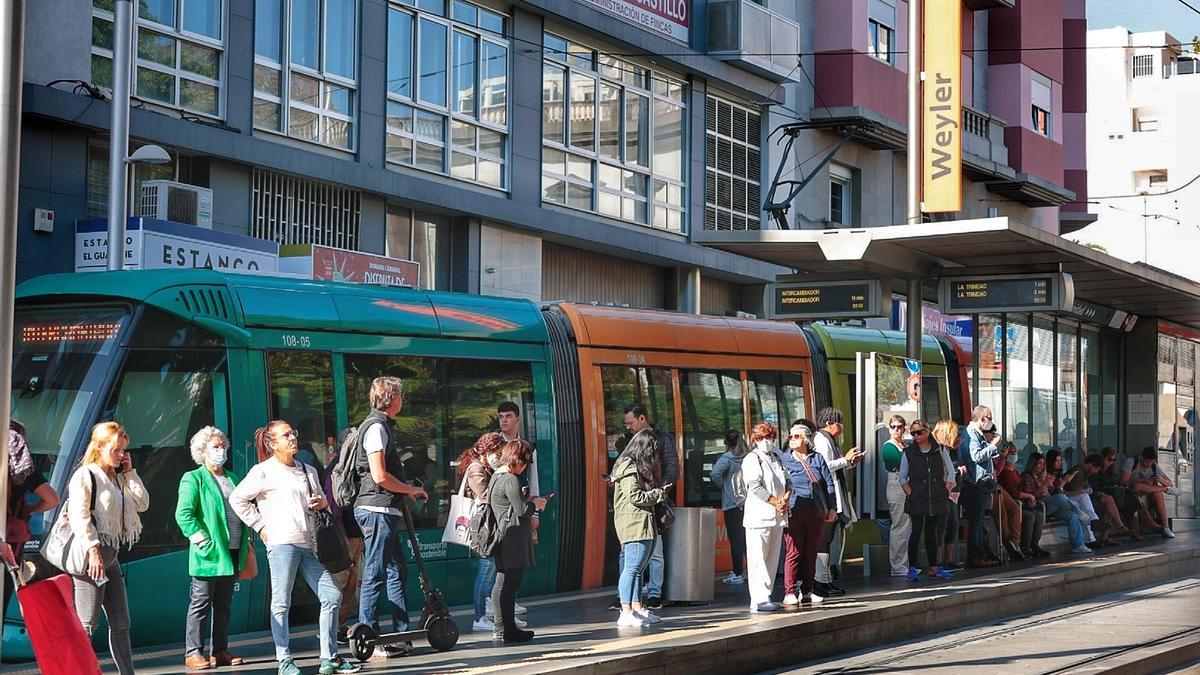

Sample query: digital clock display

[947,278,1052,310]
[768,280,885,319]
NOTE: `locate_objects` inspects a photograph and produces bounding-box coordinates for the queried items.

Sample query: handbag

[798,454,832,517]
[39,470,98,582]
[237,547,258,581]
[654,500,676,532]
[304,470,351,574]
[442,469,478,548]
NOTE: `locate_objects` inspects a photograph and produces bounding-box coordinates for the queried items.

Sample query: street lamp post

[125,144,172,220]
[106,0,134,270]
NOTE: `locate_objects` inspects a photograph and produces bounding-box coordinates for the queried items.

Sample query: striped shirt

[213,473,242,549]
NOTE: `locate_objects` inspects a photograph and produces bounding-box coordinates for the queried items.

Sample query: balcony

[963,106,1015,182]
[709,0,802,82]
[985,128,1075,207]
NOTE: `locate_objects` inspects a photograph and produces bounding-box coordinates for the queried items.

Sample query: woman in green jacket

[175,426,252,670]
[611,428,669,629]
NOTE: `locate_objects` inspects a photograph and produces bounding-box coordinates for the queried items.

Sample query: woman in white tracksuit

[741,421,790,613]
[812,407,863,597]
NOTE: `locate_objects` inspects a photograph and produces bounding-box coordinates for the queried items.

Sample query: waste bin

[663,507,717,603]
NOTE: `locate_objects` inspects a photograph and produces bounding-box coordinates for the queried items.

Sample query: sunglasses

[889,424,905,430]
[911,429,928,435]
[788,434,805,440]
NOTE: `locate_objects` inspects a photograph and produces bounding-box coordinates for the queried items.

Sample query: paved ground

[767,577,1200,674]
[4,529,1197,674]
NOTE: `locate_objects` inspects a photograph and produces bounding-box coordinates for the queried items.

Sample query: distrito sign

[922,0,962,213]
[578,0,689,43]
[767,279,889,320]
[938,273,1075,314]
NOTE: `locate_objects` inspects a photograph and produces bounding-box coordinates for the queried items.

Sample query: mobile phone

[601,473,612,482]
[543,492,556,501]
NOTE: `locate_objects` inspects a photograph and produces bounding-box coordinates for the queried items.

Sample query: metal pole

[0,1,25,662]
[906,0,923,361]
[907,279,923,361]
[106,0,133,270]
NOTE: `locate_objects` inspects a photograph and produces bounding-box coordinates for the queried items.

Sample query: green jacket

[612,457,665,544]
[175,466,250,577]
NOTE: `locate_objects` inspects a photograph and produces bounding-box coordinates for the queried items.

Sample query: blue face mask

[208,447,227,467]
[1005,454,1017,465]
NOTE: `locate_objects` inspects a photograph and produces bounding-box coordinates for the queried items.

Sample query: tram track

[809,580,1200,675]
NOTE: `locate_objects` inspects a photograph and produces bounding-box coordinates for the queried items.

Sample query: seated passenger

[1094,447,1139,540]
[997,443,1046,558]
[1021,452,1090,554]
[1125,447,1180,539]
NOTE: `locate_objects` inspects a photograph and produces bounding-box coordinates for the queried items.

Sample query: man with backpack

[338,377,427,657]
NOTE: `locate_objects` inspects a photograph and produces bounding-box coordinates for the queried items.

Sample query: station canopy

[695,217,1200,328]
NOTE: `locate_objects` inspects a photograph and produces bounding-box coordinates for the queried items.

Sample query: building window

[1132,54,1154,79]
[91,0,225,117]
[1030,71,1052,137]
[1031,106,1050,136]
[1134,108,1159,132]
[541,33,687,232]
[385,206,442,289]
[251,168,360,248]
[86,138,180,218]
[253,0,359,150]
[829,163,853,226]
[704,95,761,231]
[867,0,896,66]
[385,1,508,189]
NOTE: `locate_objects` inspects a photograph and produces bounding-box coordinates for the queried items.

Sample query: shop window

[680,370,745,507]
[384,207,443,290]
[976,314,1004,439]
[1057,325,1079,463]
[253,0,358,150]
[1005,314,1033,459]
[705,95,762,231]
[92,0,225,117]
[385,1,508,189]
[541,33,686,232]
[1031,319,1055,455]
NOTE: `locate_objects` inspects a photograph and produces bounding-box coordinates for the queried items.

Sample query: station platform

[7,529,1199,675]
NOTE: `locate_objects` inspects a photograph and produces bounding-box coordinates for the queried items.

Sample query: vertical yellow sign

[922,0,962,212]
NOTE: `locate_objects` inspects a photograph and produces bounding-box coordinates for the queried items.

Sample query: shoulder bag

[40,470,98,582]
[304,469,351,574]
[798,454,832,517]
[442,468,478,548]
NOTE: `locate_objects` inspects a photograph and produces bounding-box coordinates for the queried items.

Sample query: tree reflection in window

[680,370,744,507]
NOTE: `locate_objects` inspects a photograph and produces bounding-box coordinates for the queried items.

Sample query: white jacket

[741,443,789,529]
[68,463,150,550]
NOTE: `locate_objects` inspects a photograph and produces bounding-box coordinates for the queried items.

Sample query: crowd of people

[1,387,1186,673]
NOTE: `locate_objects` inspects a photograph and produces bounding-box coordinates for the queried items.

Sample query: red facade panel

[813,53,907,124]
[988,0,1064,82]
[1004,126,1064,186]
[1062,18,1087,113]
[1063,169,1088,213]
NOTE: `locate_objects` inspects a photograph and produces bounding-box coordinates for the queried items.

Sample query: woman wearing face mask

[68,422,150,675]
[175,426,253,670]
[742,421,790,612]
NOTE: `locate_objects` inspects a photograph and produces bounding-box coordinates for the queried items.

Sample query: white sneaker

[889,569,910,577]
[617,610,649,627]
[1166,487,1184,496]
[1071,545,1093,554]
[782,593,799,606]
[514,602,528,615]
[722,572,746,585]
[751,602,780,612]
[634,609,662,624]
[1162,527,1176,539]
[805,591,825,604]
[471,616,495,632]
[488,597,528,616]
[489,613,528,628]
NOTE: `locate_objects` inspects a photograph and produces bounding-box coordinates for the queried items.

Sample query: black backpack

[331,420,370,509]
[468,500,502,557]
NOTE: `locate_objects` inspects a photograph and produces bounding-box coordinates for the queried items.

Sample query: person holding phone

[68,421,150,675]
[611,428,670,627]
[812,408,860,598]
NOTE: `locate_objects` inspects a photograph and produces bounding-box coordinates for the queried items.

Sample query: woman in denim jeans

[230,421,360,675]
[611,428,669,628]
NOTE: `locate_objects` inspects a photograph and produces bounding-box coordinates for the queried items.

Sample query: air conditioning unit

[139,180,213,229]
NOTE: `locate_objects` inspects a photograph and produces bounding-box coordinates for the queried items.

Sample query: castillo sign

[922,0,962,213]
[578,0,689,43]
[279,244,420,287]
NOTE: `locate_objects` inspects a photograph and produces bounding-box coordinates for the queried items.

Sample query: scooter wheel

[426,616,459,652]
[347,623,377,662]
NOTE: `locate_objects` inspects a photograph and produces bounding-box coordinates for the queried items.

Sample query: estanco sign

[75,218,278,273]
[578,0,689,43]
[922,0,962,213]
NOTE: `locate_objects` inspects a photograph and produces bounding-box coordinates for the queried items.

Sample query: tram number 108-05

[280,334,313,348]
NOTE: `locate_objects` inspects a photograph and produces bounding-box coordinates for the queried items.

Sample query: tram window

[103,348,230,563]
[267,351,337,472]
[598,366,675,469]
[343,354,535,532]
[748,371,807,429]
[680,370,745,507]
[921,376,945,422]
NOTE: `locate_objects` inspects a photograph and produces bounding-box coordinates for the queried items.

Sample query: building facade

[1074,27,1200,282]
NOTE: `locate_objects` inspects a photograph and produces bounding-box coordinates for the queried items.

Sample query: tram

[4,270,974,658]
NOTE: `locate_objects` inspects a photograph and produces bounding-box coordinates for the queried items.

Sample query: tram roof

[16,270,548,344]
[558,303,811,358]
[808,323,948,364]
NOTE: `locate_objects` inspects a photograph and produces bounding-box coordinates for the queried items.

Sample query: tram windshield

[11,306,129,489]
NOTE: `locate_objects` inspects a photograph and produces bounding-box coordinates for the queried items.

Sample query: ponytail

[254,420,288,463]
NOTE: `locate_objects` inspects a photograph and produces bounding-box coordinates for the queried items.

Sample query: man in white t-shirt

[1124,447,1182,538]
[352,377,428,656]
[492,401,544,620]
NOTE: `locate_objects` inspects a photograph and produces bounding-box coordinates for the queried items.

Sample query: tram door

[855,353,923,520]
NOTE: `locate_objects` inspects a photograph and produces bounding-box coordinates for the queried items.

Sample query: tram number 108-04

[280,334,313,348]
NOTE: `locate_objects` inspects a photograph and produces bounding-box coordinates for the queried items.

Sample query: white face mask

[208,447,228,467]
[487,453,501,469]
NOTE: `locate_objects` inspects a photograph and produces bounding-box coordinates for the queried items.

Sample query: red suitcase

[10,570,102,675]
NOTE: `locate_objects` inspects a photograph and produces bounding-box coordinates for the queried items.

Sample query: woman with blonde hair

[68,421,150,675]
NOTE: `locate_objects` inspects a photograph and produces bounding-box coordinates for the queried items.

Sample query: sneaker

[635,609,662,624]
[932,567,953,580]
[514,602,528,615]
[608,598,623,611]
[1162,527,1176,539]
[617,610,649,627]
[644,596,663,610]
[336,627,350,646]
[472,615,496,632]
[906,567,921,582]
[378,643,412,658]
[806,591,825,604]
[279,659,301,675]
[722,572,746,585]
[1166,487,1184,496]
[890,569,910,577]
[782,593,800,606]
[487,597,528,616]
[751,602,780,612]
[319,658,362,674]
[1071,545,1093,554]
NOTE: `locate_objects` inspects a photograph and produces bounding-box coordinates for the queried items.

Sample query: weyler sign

[922,0,962,212]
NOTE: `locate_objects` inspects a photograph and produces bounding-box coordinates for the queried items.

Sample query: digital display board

[15,308,127,355]
[20,322,122,344]
[767,280,887,320]
[938,273,1074,314]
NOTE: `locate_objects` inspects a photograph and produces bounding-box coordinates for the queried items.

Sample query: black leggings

[492,567,526,636]
[908,512,947,569]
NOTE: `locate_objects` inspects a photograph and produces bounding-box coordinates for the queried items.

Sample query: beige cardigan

[68,463,151,550]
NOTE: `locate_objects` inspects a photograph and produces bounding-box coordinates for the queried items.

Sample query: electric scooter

[347,494,459,661]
